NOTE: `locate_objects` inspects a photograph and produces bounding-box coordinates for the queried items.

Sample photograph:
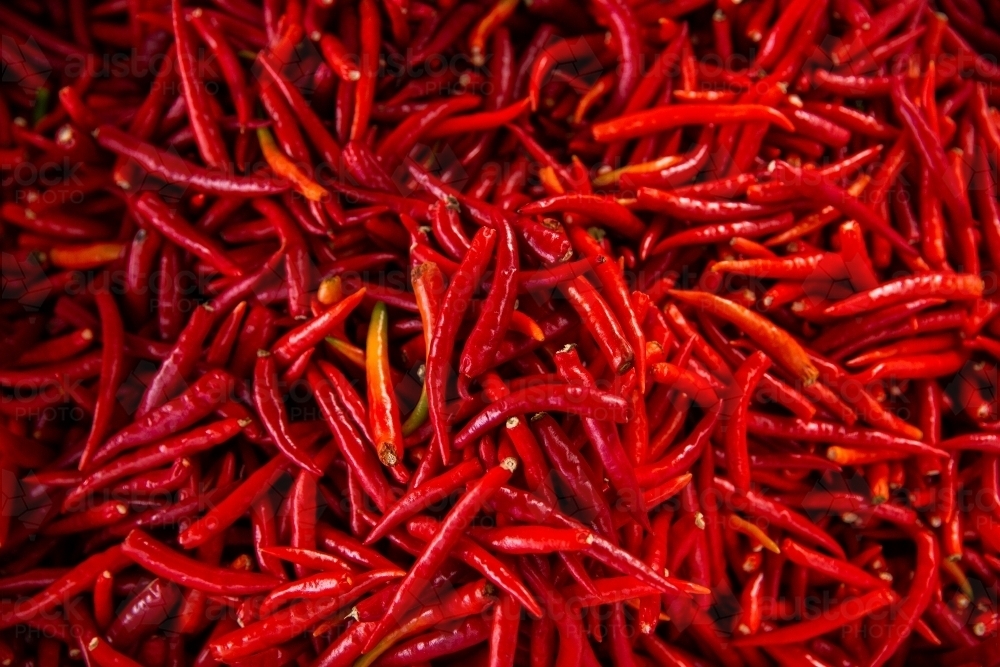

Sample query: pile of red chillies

[3,0,1000,664]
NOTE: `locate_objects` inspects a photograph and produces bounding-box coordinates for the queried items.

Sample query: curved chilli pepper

[734,588,896,646]
[568,227,646,390]
[113,458,192,495]
[327,180,430,221]
[728,514,780,554]
[833,0,921,64]
[355,578,497,667]
[131,192,243,278]
[786,107,852,148]
[253,351,323,475]
[189,9,251,135]
[711,253,846,280]
[0,205,113,241]
[460,216,518,378]
[780,538,887,591]
[259,546,353,574]
[427,227,497,463]
[562,276,635,374]
[271,288,366,366]
[480,377,553,502]
[95,125,287,196]
[454,384,630,449]
[531,413,615,537]
[837,219,879,291]
[14,327,93,367]
[715,477,846,558]
[471,526,593,554]
[426,98,531,138]
[178,454,290,548]
[889,76,974,228]
[867,531,941,666]
[0,545,129,629]
[314,359,374,443]
[470,0,517,65]
[252,198,312,318]
[0,351,102,389]
[256,127,326,202]
[855,351,967,384]
[753,0,811,69]
[811,298,945,353]
[105,578,182,648]
[317,524,400,572]
[594,153,683,188]
[405,262,444,436]
[651,213,794,255]
[378,95,483,168]
[258,570,362,615]
[90,368,233,468]
[171,0,227,169]
[525,33,603,110]
[801,102,898,140]
[519,194,645,239]
[318,33,360,81]
[561,576,661,608]
[723,351,772,494]
[121,529,279,595]
[314,621,376,667]
[77,290,125,470]
[519,557,590,666]
[58,86,100,131]
[625,131,715,191]
[553,346,646,520]
[495,486,702,597]
[307,366,392,511]
[406,517,542,618]
[823,273,984,317]
[210,568,400,661]
[363,458,516,651]
[65,419,245,507]
[635,188,778,223]
[92,570,114,629]
[352,0,380,140]
[43,498,128,535]
[776,164,921,263]
[367,301,404,467]
[376,617,490,667]
[644,473,693,509]
[747,412,945,458]
[592,0,640,114]
[586,532,708,596]
[592,105,794,141]
[48,242,125,269]
[137,304,216,417]
[652,363,721,407]
[489,592,521,667]
[668,289,819,386]
[365,460,482,545]
[256,50,342,167]
[428,201,471,261]
[638,403,721,486]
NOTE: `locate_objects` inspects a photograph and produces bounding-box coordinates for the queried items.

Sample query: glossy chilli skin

[2,0,1000,665]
